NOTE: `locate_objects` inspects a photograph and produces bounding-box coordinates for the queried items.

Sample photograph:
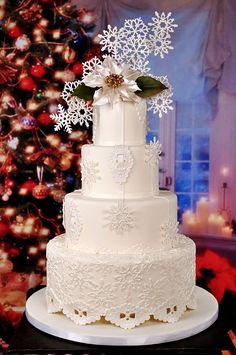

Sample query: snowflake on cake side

[160,218,179,248]
[109,146,134,184]
[104,202,134,234]
[66,200,83,243]
[81,159,100,190]
[145,137,162,167]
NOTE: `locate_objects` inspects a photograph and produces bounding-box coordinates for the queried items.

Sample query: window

[147,100,210,221]
[175,101,210,220]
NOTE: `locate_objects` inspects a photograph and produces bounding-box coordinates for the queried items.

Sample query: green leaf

[72,83,98,101]
[135,76,167,98]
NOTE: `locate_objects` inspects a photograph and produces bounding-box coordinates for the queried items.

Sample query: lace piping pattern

[46,235,197,329]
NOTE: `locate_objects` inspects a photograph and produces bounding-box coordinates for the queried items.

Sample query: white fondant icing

[93,100,146,146]
[81,144,159,198]
[46,235,196,329]
[64,190,177,253]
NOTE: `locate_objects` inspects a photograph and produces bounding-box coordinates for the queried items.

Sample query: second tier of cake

[81,144,159,198]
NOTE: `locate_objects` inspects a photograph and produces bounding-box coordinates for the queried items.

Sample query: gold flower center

[104,74,124,88]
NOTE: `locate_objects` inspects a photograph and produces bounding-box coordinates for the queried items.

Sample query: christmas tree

[0,0,99,344]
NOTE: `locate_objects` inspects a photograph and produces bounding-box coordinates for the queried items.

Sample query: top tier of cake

[93,99,146,146]
[80,98,160,199]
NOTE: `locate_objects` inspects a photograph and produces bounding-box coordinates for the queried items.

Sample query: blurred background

[0,0,235,347]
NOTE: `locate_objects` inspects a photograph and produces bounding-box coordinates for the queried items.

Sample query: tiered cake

[47,13,196,329]
[46,96,196,329]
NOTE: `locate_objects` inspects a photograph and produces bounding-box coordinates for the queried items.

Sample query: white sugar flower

[82,56,141,105]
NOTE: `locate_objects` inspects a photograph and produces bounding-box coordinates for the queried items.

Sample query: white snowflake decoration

[98,18,151,73]
[119,18,150,73]
[147,76,173,117]
[82,57,103,80]
[68,97,93,127]
[52,12,177,133]
[81,159,100,189]
[98,25,122,54]
[104,202,134,234]
[145,137,162,167]
[109,146,134,184]
[150,12,178,36]
[148,12,178,59]
[51,78,93,133]
[98,13,177,71]
[51,104,72,133]
[61,80,81,104]
[160,219,179,248]
[51,98,93,133]
[66,200,83,242]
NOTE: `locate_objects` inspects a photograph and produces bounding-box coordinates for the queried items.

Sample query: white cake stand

[25,286,218,346]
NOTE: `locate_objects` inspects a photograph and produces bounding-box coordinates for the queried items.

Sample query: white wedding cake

[46,14,197,329]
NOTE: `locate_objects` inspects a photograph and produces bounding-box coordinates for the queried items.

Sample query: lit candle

[221,226,233,237]
[182,210,195,234]
[208,213,225,235]
[208,214,219,235]
[196,197,209,232]
[186,216,200,235]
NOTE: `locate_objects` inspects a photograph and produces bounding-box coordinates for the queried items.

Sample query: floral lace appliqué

[46,235,196,329]
[108,146,134,184]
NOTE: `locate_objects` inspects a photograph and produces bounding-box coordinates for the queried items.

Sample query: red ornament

[32,183,49,199]
[8,247,20,257]
[84,45,101,61]
[0,259,13,273]
[5,178,14,189]
[20,114,37,130]
[72,62,83,76]
[20,179,37,193]
[0,220,9,238]
[7,25,22,39]
[30,64,46,78]
[37,112,52,126]
[19,76,37,91]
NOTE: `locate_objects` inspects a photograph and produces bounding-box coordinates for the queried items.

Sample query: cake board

[25,286,218,346]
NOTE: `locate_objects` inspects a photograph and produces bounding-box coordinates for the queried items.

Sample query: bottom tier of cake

[46,235,197,329]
